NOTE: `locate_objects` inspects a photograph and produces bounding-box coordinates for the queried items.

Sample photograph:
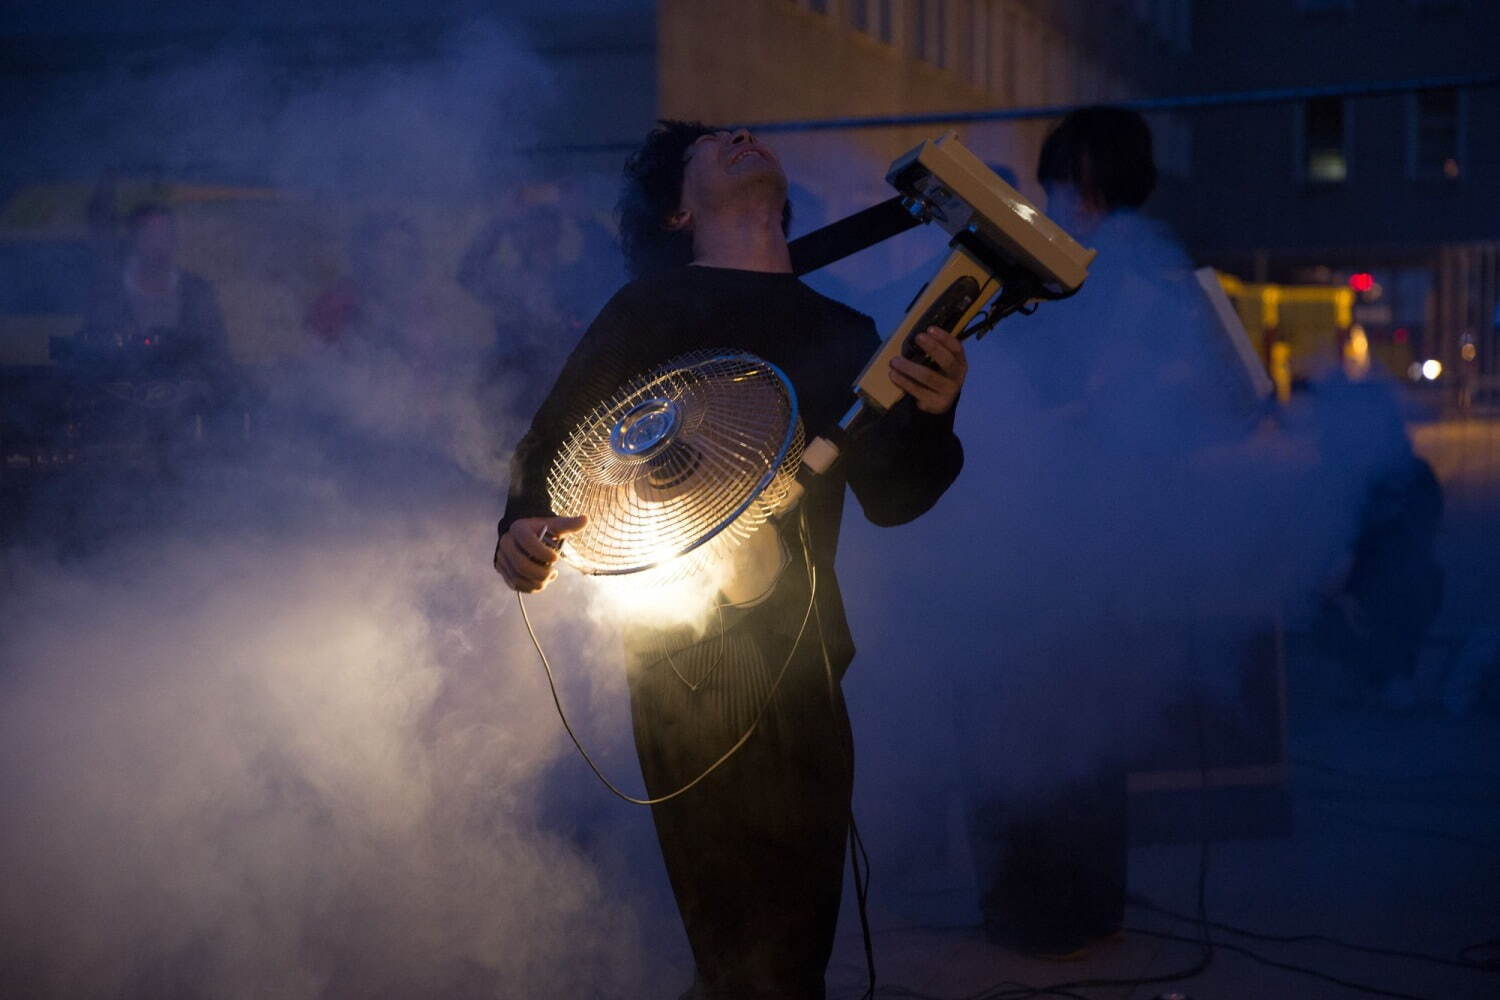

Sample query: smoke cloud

[1,12,676,998]
[2,10,1410,989]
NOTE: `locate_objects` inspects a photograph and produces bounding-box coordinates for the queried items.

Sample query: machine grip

[902,274,981,369]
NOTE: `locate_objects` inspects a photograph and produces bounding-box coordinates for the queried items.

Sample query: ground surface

[824,412,1500,1000]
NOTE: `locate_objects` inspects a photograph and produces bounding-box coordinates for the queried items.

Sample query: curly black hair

[616,120,792,279]
[1036,106,1157,210]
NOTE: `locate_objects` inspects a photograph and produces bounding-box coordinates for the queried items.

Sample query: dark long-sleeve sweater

[498,264,963,670]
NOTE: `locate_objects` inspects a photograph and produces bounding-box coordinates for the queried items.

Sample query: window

[844,0,897,42]
[1043,31,1074,105]
[1409,88,1464,180]
[848,0,871,32]
[988,1,1015,103]
[909,0,929,61]
[1301,97,1348,183]
[1174,0,1193,50]
[966,0,989,90]
[932,0,949,68]
[1011,8,1044,106]
[908,0,950,68]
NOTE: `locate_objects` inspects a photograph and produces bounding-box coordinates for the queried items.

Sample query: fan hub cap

[610,397,681,458]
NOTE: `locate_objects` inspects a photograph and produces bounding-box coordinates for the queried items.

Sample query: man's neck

[690,201,792,274]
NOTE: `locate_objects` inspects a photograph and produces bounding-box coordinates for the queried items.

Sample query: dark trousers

[969,769,1128,954]
[628,626,853,1000]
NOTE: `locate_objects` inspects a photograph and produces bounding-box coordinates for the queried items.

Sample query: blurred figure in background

[457,184,624,420]
[78,200,231,371]
[960,107,1265,958]
[1307,373,1444,706]
[305,211,446,364]
[1022,108,1265,446]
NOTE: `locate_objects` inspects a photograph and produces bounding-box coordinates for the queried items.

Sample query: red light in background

[1393,328,1409,344]
[1349,273,1375,293]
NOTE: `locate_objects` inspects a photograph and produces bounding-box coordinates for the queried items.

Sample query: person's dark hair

[617,119,792,279]
[1036,106,1156,210]
[125,201,173,241]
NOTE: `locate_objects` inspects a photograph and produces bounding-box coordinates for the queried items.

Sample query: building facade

[1181,0,1500,391]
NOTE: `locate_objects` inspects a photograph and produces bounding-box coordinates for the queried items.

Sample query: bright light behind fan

[547,351,805,591]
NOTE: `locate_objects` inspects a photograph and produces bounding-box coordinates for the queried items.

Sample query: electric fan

[545,350,806,601]
[520,349,820,808]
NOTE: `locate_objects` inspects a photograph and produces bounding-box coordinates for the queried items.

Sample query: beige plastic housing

[887,131,1097,293]
[853,244,996,412]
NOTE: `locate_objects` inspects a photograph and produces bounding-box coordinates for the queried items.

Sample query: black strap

[788,196,922,276]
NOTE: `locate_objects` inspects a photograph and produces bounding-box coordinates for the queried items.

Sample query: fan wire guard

[547,351,805,580]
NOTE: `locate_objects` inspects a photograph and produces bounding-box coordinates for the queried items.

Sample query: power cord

[839,702,1216,1000]
[1122,927,1436,1000]
[517,511,819,806]
[1130,898,1498,974]
[1292,757,1500,786]
[809,526,878,1000]
[1459,939,1500,970]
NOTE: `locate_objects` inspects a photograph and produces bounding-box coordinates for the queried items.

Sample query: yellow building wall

[667,3,1073,205]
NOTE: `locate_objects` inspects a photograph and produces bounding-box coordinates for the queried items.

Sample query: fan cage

[547,351,804,579]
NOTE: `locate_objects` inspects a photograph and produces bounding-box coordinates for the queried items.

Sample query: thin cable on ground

[1312,804,1500,854]
[1292,757,1500,785]
[809,526,877,1000]
[1131,898,1499,972]
[856,704,1215,1000]
[518,511,818,807]
[1459,939,1500,970]
[991,695,1216,1000]
[1125,927,1437,1000]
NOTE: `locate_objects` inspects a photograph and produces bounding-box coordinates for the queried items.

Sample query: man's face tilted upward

[676,129,789,228]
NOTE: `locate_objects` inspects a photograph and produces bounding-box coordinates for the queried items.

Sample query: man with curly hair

[495,121,968,999]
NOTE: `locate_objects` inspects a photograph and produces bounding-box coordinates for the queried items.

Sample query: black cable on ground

[809,521,877,1000]
[1313,804,1500,854]
[1131,898,1499,973]
[1292,757,1500,786]
[986,699,1216,999]
[857,701,1216,1000]
[1459,939,1500,970]
[1125,927,1437,1000]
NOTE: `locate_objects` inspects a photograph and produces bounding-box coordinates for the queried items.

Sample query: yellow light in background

[1462,342,1477,362]
[1260,286,1281,331]
[1422,359,1443,381]
[1333,288,1353,329]
[1270,341,1292,403]
[1343,324,1370,380]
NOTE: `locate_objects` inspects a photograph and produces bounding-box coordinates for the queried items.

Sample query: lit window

[1409,88,1464,181]
[1302,97,1347,183]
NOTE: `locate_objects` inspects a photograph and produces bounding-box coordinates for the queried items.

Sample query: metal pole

[528,72,1500,156]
